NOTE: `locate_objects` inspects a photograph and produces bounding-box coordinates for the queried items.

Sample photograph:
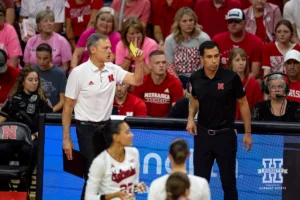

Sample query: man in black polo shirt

[186,41,252,200]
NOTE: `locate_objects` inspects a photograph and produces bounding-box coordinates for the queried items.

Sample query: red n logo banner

[2,126,17,139]
[218,83,224,90]
[108,74,115,82]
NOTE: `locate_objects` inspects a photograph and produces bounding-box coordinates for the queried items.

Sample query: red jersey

[236,77,263,120]
[152,0,193,38]
[213,31,263,68]
[65,0,103,37]
[194,0,242,38]
[133,72,184,117]
[113,93,147,117]
[262,43,300,73]
[0,65,19,104]
[287,79,300,103]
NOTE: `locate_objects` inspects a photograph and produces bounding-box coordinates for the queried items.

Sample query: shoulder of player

[104,62,125,73]
[188,174,209,191]
[220,67,238,80]
[150,174,169,188]
[125,147,139,156]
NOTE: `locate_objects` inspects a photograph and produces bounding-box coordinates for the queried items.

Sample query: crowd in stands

[0,0,300,121]
[0,0,300,197]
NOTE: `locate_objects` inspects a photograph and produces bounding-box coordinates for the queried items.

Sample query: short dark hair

[36,43,53,57]
[169,139,189,165]
[199,41,220,56]
[149,50,164,60]
[105,120,127,147]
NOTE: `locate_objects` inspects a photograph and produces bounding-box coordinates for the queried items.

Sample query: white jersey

[85,147,140,200]
[148,174,211,200]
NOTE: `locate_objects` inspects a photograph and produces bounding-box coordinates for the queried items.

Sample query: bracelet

[125,56,134,61]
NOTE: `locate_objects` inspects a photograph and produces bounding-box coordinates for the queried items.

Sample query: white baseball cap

[284,49,300,63]
[226,8,245,21]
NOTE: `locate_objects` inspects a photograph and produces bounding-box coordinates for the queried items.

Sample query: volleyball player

[85,120,146,200]
[148,139,211,200]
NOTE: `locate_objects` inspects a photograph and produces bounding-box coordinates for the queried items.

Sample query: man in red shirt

[285,49,300,102]
[213,8,263,79]
[0,49,19,107]
[113,82,147,117]
[134,50,184,117]
[151,0,194,49]
[193,0,242,38]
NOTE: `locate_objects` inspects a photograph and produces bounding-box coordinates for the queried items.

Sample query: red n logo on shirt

[218,83,224,90]
[108,74,115,82]
[1,126,17,139]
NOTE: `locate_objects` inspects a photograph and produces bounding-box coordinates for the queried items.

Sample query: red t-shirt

[213,31,263,68]
[152,0,194,38]
[255,15,270,44]
[262,43,300,73]
[65,0,103,37]
[287,80,300,103]
[0,65,19,104]
[133,72,184,117]
[194,0,242,38]
[113,93,147,117]
[236,76,263,120]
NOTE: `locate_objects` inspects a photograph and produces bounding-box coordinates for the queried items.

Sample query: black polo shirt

[190,66,245,129]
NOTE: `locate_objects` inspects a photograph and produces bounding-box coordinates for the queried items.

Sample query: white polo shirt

[65,59,128,122]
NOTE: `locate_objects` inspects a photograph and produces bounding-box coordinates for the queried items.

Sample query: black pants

[0,140,38,191]
[193,127,238,200]
[75,120,110,200]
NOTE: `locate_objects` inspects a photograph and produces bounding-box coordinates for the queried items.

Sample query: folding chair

[0,122,32,196]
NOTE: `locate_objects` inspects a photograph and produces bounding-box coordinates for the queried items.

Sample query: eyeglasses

[270,85,285,90]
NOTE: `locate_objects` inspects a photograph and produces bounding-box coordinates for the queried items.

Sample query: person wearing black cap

[0,49,19,106]
[213,8,263,79]
[186,41,252,200]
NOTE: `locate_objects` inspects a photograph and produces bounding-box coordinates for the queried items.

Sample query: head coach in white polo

[62,33,145,199]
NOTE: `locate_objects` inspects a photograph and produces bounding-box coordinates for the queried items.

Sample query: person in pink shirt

[71,7,120,69]
[23,10,72,72]
[116,18,158,74]
[112,0,150,30]
[0,2,22,68]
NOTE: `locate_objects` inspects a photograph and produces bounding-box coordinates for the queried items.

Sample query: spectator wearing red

[285,49,300,102]
[262,20,300,77]
[151,0,194,49]
[71,7,120,68]
[0,2,22,68]
[193,0,242,38]
[23,10,72,72]
[244,0,282,44]
[228,48,263,120]
[112,0,150,30]
[0,49,19,105]
[65,0,104,50]
[20,0,65,33]
[164,7,210,88]
[134,50,184,117]
[116,18,158,74]
[213,8,263,79]
[113,82,147,116]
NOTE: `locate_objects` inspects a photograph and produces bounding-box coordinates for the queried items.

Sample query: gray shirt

[34,65,66,108]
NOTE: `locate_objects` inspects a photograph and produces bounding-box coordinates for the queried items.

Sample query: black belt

[198,125,233,136]
[76,119,110,126]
